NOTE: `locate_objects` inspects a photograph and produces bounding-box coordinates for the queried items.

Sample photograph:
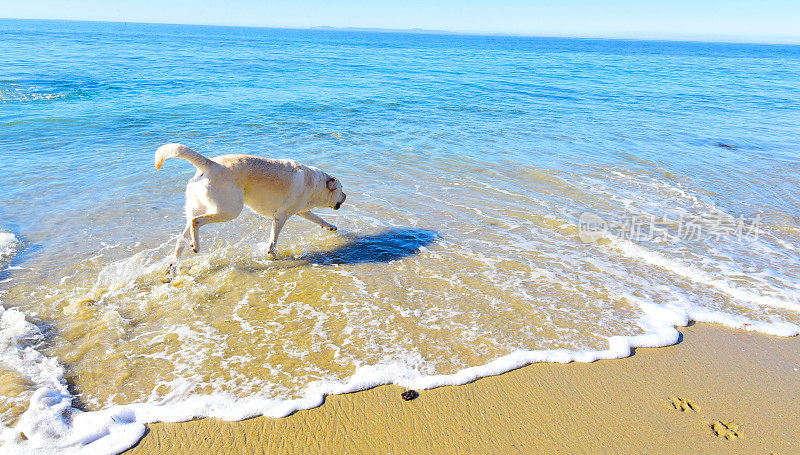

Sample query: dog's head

[325,175,346,210]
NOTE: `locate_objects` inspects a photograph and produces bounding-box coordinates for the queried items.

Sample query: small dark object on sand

[401,390,419,401]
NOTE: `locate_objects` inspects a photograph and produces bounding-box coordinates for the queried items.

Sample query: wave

[0,232,106,453]
[0,87,67,104]
[0,234,19,260]
[0,81,86,104]
[2,280,795,454]
[1,208,799,454]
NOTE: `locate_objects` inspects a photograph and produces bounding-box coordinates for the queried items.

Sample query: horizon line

[2,17,800,46]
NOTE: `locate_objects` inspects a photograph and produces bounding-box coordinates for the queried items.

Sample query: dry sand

[126,323,800,454]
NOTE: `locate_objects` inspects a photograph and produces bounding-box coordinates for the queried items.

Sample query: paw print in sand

[668,396,742,440]
[709,420,740,439]
[668,396,699,412]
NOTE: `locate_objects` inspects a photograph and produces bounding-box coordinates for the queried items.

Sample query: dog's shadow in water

[197,228,439,277]
[300,228,439,265]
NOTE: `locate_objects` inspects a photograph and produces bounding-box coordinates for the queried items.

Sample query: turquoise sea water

[3,20,799,251]
[1,19,799,453]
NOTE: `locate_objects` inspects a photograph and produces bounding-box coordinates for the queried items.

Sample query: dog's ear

[326,177,337,191]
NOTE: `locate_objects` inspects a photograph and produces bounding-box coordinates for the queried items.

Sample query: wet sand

[126,323,800,454]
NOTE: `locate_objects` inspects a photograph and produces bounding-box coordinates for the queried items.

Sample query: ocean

[1,18,799,453]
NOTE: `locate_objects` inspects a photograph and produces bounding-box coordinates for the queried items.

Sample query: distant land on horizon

[310,25,457,35]
[2,18,800,45]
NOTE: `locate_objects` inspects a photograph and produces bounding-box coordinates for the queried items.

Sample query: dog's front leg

[296,211,337,231]
[266,214,287,259]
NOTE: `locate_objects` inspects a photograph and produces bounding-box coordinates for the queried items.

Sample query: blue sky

[3,0,800,43]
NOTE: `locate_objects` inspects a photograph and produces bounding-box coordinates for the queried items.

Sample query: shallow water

[1,19,799,452]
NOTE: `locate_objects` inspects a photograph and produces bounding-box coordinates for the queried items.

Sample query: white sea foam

[0,233,18,261]
[609,237,800,313]
[2,260,799,454]
[0,232,108,453]
[0,86,68,104]
[1,294,791,455]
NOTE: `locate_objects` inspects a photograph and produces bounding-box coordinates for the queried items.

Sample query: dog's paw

[265,243,279,259]
[324,224,338,231]
[161,262,177,282]
[191,243,199,253]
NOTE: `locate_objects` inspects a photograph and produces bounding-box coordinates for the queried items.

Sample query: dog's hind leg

[189,213,223,254]
[176,180,243,261]
[266,214,288,259]
[166,223,192,275]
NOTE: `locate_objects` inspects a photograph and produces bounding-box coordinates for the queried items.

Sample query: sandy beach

[125,323,800,454]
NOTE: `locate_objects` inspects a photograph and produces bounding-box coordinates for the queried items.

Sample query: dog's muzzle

[334,194,346,210]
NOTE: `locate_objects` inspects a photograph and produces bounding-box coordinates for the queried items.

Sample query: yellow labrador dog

[155,143,346,271]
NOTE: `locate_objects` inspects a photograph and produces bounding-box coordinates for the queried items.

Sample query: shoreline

[125,322,800,454]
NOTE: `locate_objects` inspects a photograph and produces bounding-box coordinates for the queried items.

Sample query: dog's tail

[154,143,214,172]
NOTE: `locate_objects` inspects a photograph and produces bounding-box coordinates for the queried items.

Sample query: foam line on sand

[126,323,800,454]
